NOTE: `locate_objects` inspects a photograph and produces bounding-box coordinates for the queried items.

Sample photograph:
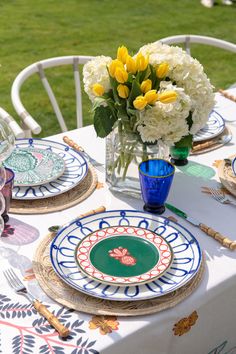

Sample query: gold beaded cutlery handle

[63,135,84,152]
[33,300,70,337]
[3,269,70,337]
[199,223,236,250]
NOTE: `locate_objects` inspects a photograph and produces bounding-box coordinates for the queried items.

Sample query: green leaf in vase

[174,133,193,148]
[128,79,142,106]
[94,106,117,138]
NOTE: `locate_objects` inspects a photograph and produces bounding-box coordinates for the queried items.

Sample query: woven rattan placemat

[32,232,205,317]
[9,165,98,214]
[191,126,232,155]
[218,155,236,198]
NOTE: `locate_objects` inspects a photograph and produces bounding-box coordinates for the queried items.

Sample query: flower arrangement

[83,41,215,149]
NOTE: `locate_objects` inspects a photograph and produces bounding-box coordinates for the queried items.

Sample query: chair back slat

[159,35,236,53]
[11,55,94,136]
[73,57,83,129]
[0,107,25,138]
[37,63,68,132]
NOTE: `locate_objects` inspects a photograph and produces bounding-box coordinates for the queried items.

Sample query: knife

[165,203,236,250]
[192,134,232,152]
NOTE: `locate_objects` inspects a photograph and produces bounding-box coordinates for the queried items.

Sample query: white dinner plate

[12,138,88,200]
[50,210,202,301]
[193,110,225,142]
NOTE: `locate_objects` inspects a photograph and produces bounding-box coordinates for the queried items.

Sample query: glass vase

[105,128,169,197]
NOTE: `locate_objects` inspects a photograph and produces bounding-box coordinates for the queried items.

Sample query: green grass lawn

[0,0,236,137]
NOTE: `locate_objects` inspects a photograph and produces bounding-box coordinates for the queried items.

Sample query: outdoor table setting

[1,43,236,354]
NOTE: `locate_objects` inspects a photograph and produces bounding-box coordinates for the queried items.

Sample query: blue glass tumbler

[139,159,175,214]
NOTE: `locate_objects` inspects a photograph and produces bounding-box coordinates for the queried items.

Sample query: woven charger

[9,164,97,214]
[218,155,236,198]
[32,232,205,317]
[191,126,232,155]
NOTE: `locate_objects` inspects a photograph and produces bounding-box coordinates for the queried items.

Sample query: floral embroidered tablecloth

[1,90,236,354]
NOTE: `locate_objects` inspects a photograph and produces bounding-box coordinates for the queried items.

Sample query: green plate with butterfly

[75,226,173,286]
[4,147,65,186]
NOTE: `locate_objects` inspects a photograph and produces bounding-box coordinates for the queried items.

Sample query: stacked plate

[50,210,202,301]
[4,138,88,200]
[193,110,225,143]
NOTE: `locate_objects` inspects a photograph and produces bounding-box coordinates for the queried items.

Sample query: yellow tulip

[114,67,128,83]
[140,79,152,94]
[117,45,129,64]
[126,55,137,74]
[136,53,149,72]
[117,84,130,99]
[133,95,147,110]
[108,59,124,77]
[92,83,105,96]
[156,62,169,79]
[144,90,158,104]
[158,91,178,104]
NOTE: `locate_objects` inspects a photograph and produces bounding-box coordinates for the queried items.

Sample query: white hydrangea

[83,55,112,102]
[137,82,192,144]
[138,41,215,137]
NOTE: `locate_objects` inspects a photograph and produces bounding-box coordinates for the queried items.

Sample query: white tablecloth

[1,91,236,354]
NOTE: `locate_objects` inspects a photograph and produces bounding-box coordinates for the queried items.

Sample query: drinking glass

[139,159,175,214]
[1,168,15,223]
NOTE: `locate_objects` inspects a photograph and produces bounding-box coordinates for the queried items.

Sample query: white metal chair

[0,107,24,138]
[159,34,236,55]
[11,55,94,137]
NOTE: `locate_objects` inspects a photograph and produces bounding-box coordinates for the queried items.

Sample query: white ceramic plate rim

[193,110,225,142]
[12,138,88,200]
[75,226,173,286]
[50,210,202,301]
[5,147,66,187]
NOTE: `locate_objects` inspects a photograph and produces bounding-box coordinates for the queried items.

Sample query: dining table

[1,88,236,354]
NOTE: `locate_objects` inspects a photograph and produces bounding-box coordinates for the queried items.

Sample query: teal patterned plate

[4,147,65,186]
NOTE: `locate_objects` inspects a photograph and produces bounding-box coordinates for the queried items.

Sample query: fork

[63,136,105,173]
[208,188,236,207]
[3,268,70,337]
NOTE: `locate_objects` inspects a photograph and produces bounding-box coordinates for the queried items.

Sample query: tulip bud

[158,91,178,104]
[144,90,158,104]
[140,79,152,93]
[117,45,129,64]
[133,95,147,110]
[114,67,128,83]
[117,84,130,99]
[126,55,137,74]
[136,53,149,72]
[108,59,124,77]
[92,83,105,96]
[156,62,169,79]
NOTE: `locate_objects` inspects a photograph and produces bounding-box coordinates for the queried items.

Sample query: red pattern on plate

[76,226,172,285]
[108,247,137,266]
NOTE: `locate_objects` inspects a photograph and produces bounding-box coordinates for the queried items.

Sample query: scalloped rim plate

[75,226,173,286]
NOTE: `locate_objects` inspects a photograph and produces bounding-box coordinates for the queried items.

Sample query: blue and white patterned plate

[12,139,88,200]
[232,157,236,177]
[193,110,225,142]
[50,210,202,301]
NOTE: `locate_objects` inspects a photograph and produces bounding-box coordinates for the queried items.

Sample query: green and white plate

[4,147,65,186]
[75,226,173,286]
